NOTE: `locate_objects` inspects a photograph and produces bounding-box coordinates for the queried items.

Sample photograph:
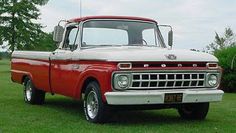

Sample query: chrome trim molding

[206,73,221,88]
[129,72,206,89]
[113,73,132,90]
[117,63,132,70]
[112,70,221,90]
[78,19,164,49]
[105,89,224,105]
[206,63,219,69]
[12,51,51,60]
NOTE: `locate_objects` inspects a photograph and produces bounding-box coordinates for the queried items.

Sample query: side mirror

[158,25,173,48]
[53,25,64,43]
[168,30,173,47]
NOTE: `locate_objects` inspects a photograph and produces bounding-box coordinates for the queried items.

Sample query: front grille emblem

[161,64,166,67]
[165,54,177,60]
[144,64,149,68]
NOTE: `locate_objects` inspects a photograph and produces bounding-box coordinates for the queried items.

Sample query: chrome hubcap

[25,81,32,101]
[86,90,99,119]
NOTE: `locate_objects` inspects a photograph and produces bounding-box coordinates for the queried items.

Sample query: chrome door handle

[72,64,80,69]
[52,52,65,55]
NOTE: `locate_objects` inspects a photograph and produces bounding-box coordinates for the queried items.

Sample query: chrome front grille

[130,72,206,89]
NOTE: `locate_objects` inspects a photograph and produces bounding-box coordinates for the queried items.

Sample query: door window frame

[58,23,80,51]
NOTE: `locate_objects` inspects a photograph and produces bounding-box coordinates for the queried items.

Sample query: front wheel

[178,102,209,120]
[23,77,45,105]
[83,81,109,123]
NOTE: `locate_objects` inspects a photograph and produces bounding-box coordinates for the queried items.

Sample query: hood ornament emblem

[165,54,177,60]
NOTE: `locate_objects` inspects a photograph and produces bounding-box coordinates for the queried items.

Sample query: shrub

[0,52,11,59]
[214,46,236,92]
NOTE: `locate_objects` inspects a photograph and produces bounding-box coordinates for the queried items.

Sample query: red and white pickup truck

[11,16,224,123]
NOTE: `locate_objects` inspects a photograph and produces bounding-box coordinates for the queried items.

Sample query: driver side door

[50,24,80,97]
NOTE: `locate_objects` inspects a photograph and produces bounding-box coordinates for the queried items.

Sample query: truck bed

[11,51,51,92]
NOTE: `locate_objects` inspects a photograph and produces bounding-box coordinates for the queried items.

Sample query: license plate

[164,93,183,103]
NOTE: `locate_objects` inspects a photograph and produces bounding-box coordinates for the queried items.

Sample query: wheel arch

[80,76,100,99]
[74,66,113,102]
[21,75,28,84]
[21,73,34,86]
[22,74,33,84]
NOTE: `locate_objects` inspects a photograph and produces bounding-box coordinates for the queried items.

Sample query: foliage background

[206,27,236,92]
[215,46,236,92]
[0,0,56,52]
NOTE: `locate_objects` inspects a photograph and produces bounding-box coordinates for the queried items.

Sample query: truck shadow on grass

[43,97,205,125]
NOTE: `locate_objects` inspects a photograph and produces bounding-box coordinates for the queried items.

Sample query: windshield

[82,20,164,47]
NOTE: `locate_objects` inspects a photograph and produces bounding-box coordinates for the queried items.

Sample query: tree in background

[0,39,2,45]
[215,46,236,92]
[207,27,236,52]
[34,32,57,51]
[207,28,236,92]
[0,0,49,52]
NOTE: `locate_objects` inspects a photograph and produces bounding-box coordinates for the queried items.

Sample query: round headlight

[117,75,129,88]
[208,74,218,87]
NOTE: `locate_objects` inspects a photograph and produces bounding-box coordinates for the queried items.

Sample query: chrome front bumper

[104,89,224,105]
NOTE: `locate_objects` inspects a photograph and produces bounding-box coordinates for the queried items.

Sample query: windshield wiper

[83,44,124,48]
[128,44,158,47]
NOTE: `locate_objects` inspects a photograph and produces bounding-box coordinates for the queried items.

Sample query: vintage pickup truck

[11,16,224,123]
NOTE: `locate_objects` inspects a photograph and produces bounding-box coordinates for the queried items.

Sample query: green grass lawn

[0,59,236,133]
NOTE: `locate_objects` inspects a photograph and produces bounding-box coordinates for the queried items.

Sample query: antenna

[80,0,82,17]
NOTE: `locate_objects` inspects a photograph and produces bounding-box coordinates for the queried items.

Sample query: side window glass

[63,25,79,50]
[142,29,156,46]
[68,28,78,45]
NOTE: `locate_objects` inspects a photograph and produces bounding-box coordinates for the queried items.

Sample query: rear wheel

[23,77,45,105]
[83,81,109,123]
[178,102,209,120]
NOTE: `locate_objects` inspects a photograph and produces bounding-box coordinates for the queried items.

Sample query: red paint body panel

[49,60,117,101]
[11,56,214,102]
[11,58,51,92]
[11,58,117,102]
[69,16,157,23]
[130,62,208,70]
[50,60,77,97]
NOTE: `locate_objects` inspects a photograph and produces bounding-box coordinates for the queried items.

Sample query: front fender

[74,65,115,102]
